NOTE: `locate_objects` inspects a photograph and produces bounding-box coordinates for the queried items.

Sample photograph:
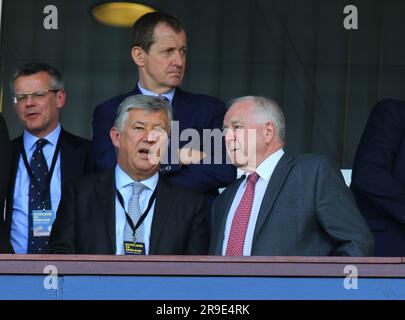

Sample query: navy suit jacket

[91,86,236,197]
[0,114,11,253]
[351,99,405,256]
[1,129,92,253]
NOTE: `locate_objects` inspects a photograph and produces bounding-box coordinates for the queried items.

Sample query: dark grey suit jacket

[48,171,209,255]
[0,114,11,253]
[209,153,374,256]
[0,114,10,216]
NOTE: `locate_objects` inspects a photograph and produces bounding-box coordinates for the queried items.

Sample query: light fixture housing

[92,2,156,28]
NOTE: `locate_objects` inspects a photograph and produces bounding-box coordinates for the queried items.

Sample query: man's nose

[224,128,235,141]
[25,94,36,105]
[144,129,158,143]
[173,51,185,67]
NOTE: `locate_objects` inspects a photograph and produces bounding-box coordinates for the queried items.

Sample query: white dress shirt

[114,165,158,255]
[222,149,285,255]
[138,81,175,105]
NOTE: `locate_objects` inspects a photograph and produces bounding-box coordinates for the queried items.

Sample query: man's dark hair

[131,12,185,52]
[10,62,64,94]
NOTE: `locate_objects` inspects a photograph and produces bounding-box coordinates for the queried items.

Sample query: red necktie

[226,172,259,256]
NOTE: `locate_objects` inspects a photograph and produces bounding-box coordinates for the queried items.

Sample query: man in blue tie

[91,12,236,203]
[2,63,92,254]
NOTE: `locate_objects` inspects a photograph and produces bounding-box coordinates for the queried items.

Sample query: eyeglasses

[12,89,60,104]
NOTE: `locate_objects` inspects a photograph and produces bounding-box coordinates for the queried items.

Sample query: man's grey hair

[10,62,64,95]
[227,96,286,143]
[114,94,172,131]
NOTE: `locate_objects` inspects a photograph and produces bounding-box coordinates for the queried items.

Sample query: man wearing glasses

[1,63,91,254]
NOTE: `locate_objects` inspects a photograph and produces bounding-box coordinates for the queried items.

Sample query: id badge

[124,241,146,255]
[32,210,55,237]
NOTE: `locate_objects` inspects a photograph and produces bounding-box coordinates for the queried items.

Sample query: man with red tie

[209,96,373,256]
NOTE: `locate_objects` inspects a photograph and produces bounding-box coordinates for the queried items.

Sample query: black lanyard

[116,187,157,238]
[21,137,61,209]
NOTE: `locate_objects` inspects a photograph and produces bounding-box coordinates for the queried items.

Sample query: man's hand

[179,147,207,165]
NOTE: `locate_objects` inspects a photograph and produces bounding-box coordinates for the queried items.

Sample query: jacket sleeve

[91,102,117,172]
[48,181,76,254]
[351,99,405,225]
[315,157,374,256]
[163,99,236,193]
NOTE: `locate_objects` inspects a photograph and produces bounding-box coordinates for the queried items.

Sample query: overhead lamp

[92,2,156,28]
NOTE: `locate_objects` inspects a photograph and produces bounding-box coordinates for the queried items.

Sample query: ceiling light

[92,2,155,28]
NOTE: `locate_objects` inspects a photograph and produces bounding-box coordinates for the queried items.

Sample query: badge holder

[124,241,146,255]
[32,209,55,237]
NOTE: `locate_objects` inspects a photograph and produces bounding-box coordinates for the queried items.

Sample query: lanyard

[21,137,61,210]
[116,187,157,239]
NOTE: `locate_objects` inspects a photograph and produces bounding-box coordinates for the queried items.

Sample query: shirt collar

[23,123,61,153]
[242,148,285,186]
[115,164,159,191]
[137,81,175,105]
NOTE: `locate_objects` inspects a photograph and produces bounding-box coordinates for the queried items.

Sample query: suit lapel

[95,171,116,253]
[172,88,193,124]
[133,86,141,95]
[148,176,172,254]
[252,154,294,243]
[59,129,74,187]
[6,137,23,227]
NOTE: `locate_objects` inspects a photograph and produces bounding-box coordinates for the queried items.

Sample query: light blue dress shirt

[115,165,157,255]
[11,124,62,254]
[138,81,175,105]
[222,149,285,256]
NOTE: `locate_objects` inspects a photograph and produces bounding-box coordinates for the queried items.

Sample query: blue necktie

[27,138,51,254]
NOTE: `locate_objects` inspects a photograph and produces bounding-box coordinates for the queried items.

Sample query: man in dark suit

[209,96,373,256]
[2,63,91,254]
[0,113,11,253]
[351,99,405,257]
[49,95,208,255]
[91,12,235,200]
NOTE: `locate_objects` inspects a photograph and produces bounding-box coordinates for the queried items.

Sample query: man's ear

[264,121,276,144]
[56,89,66,110]
[110,127,120,148]
[131,47,145,67]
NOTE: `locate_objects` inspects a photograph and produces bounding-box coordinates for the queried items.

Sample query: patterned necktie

[226,172,260,256]
[28,138,51,254]
[124,182,146,243]
[157,95,170,104]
